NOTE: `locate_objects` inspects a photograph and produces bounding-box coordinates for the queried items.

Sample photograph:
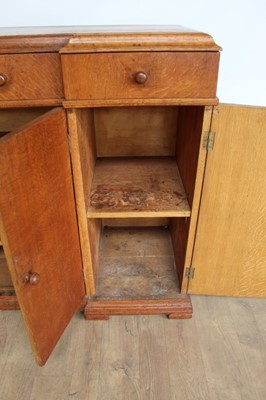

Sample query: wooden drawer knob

[25,272,40,285]
[135,71,148,84]
[0,72,7,86]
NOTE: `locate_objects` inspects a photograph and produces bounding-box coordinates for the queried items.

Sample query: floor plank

[163,316,210,399]
[0,296,266,400]
[229,298,266,399]
[193,296,265,400]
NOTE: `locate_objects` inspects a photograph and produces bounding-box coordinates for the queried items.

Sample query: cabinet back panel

[103,217,169,227]
[94,107,177,157]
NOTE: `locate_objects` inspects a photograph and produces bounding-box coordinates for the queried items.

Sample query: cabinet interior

[0,108,51,135]
[0,105,205,301]
[69,105,205,298]
[97,226,180,300]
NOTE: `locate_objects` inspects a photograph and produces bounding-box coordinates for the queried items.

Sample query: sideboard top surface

[0,25,221,54]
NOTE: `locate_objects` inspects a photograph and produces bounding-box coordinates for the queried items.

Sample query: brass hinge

[203,131,215,151]
[185,267,195,279]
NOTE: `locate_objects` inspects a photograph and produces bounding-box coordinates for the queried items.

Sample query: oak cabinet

[0,26,265,365]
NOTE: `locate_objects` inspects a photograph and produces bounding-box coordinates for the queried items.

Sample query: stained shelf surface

[87,157,190,218]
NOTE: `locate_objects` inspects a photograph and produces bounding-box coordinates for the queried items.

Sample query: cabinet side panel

[171,107,212,290]
[67,109,99,294]
[176,106,205,207]
[189,105,266,297]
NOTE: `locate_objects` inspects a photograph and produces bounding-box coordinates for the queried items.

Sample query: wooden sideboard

[0,26,265,366]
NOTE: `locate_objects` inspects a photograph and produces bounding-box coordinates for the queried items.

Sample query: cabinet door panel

[0,108,85,365]
[189,104,266,297]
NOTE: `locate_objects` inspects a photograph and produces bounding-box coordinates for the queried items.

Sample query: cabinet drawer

[0,54,64,101]
[62,52,219,101]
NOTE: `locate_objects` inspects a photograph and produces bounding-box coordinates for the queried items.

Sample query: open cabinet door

[188,104,266,297]
[0,108,85,365]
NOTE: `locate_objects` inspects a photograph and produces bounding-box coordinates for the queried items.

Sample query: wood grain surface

[87,157,191,218]
[94,106,178,157]
[0,108,85,365]
[60,26,221,53]
[0,25,220,57]
[0,54,63,102]
[62,52,219,101]
[63,97,219,108]
[96,227,180,300]
[85,226,192,319]
[67,109,98,294]
[0,99,63,108]
[189,104,266,297]
[170,106,212,291]
[103,217,169,227]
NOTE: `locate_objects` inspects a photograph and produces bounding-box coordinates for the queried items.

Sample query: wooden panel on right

[188,104,266,297]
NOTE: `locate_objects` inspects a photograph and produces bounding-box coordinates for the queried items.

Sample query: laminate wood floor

[0,296,265,400]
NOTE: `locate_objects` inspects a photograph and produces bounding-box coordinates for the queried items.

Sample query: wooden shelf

[87,157,190,218]
[85,227,193,320]
[94,227,180,300]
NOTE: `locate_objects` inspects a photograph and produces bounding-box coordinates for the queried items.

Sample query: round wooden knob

[135,71,148,84]
[0,73,7,87]
[25,272,40,286]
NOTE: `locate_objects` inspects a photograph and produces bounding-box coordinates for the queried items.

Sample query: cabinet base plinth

[167,313,191,319]
[0,294,20,310]
[84,295,192,320]
[85,314,110,320]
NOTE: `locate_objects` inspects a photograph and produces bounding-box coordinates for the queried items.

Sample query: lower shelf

[85,226,192,320]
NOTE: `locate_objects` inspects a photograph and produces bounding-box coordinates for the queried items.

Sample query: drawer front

[62,52,219,100]
[0,54,64,101]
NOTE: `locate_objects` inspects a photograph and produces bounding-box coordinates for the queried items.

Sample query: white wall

[1,0,265,106]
